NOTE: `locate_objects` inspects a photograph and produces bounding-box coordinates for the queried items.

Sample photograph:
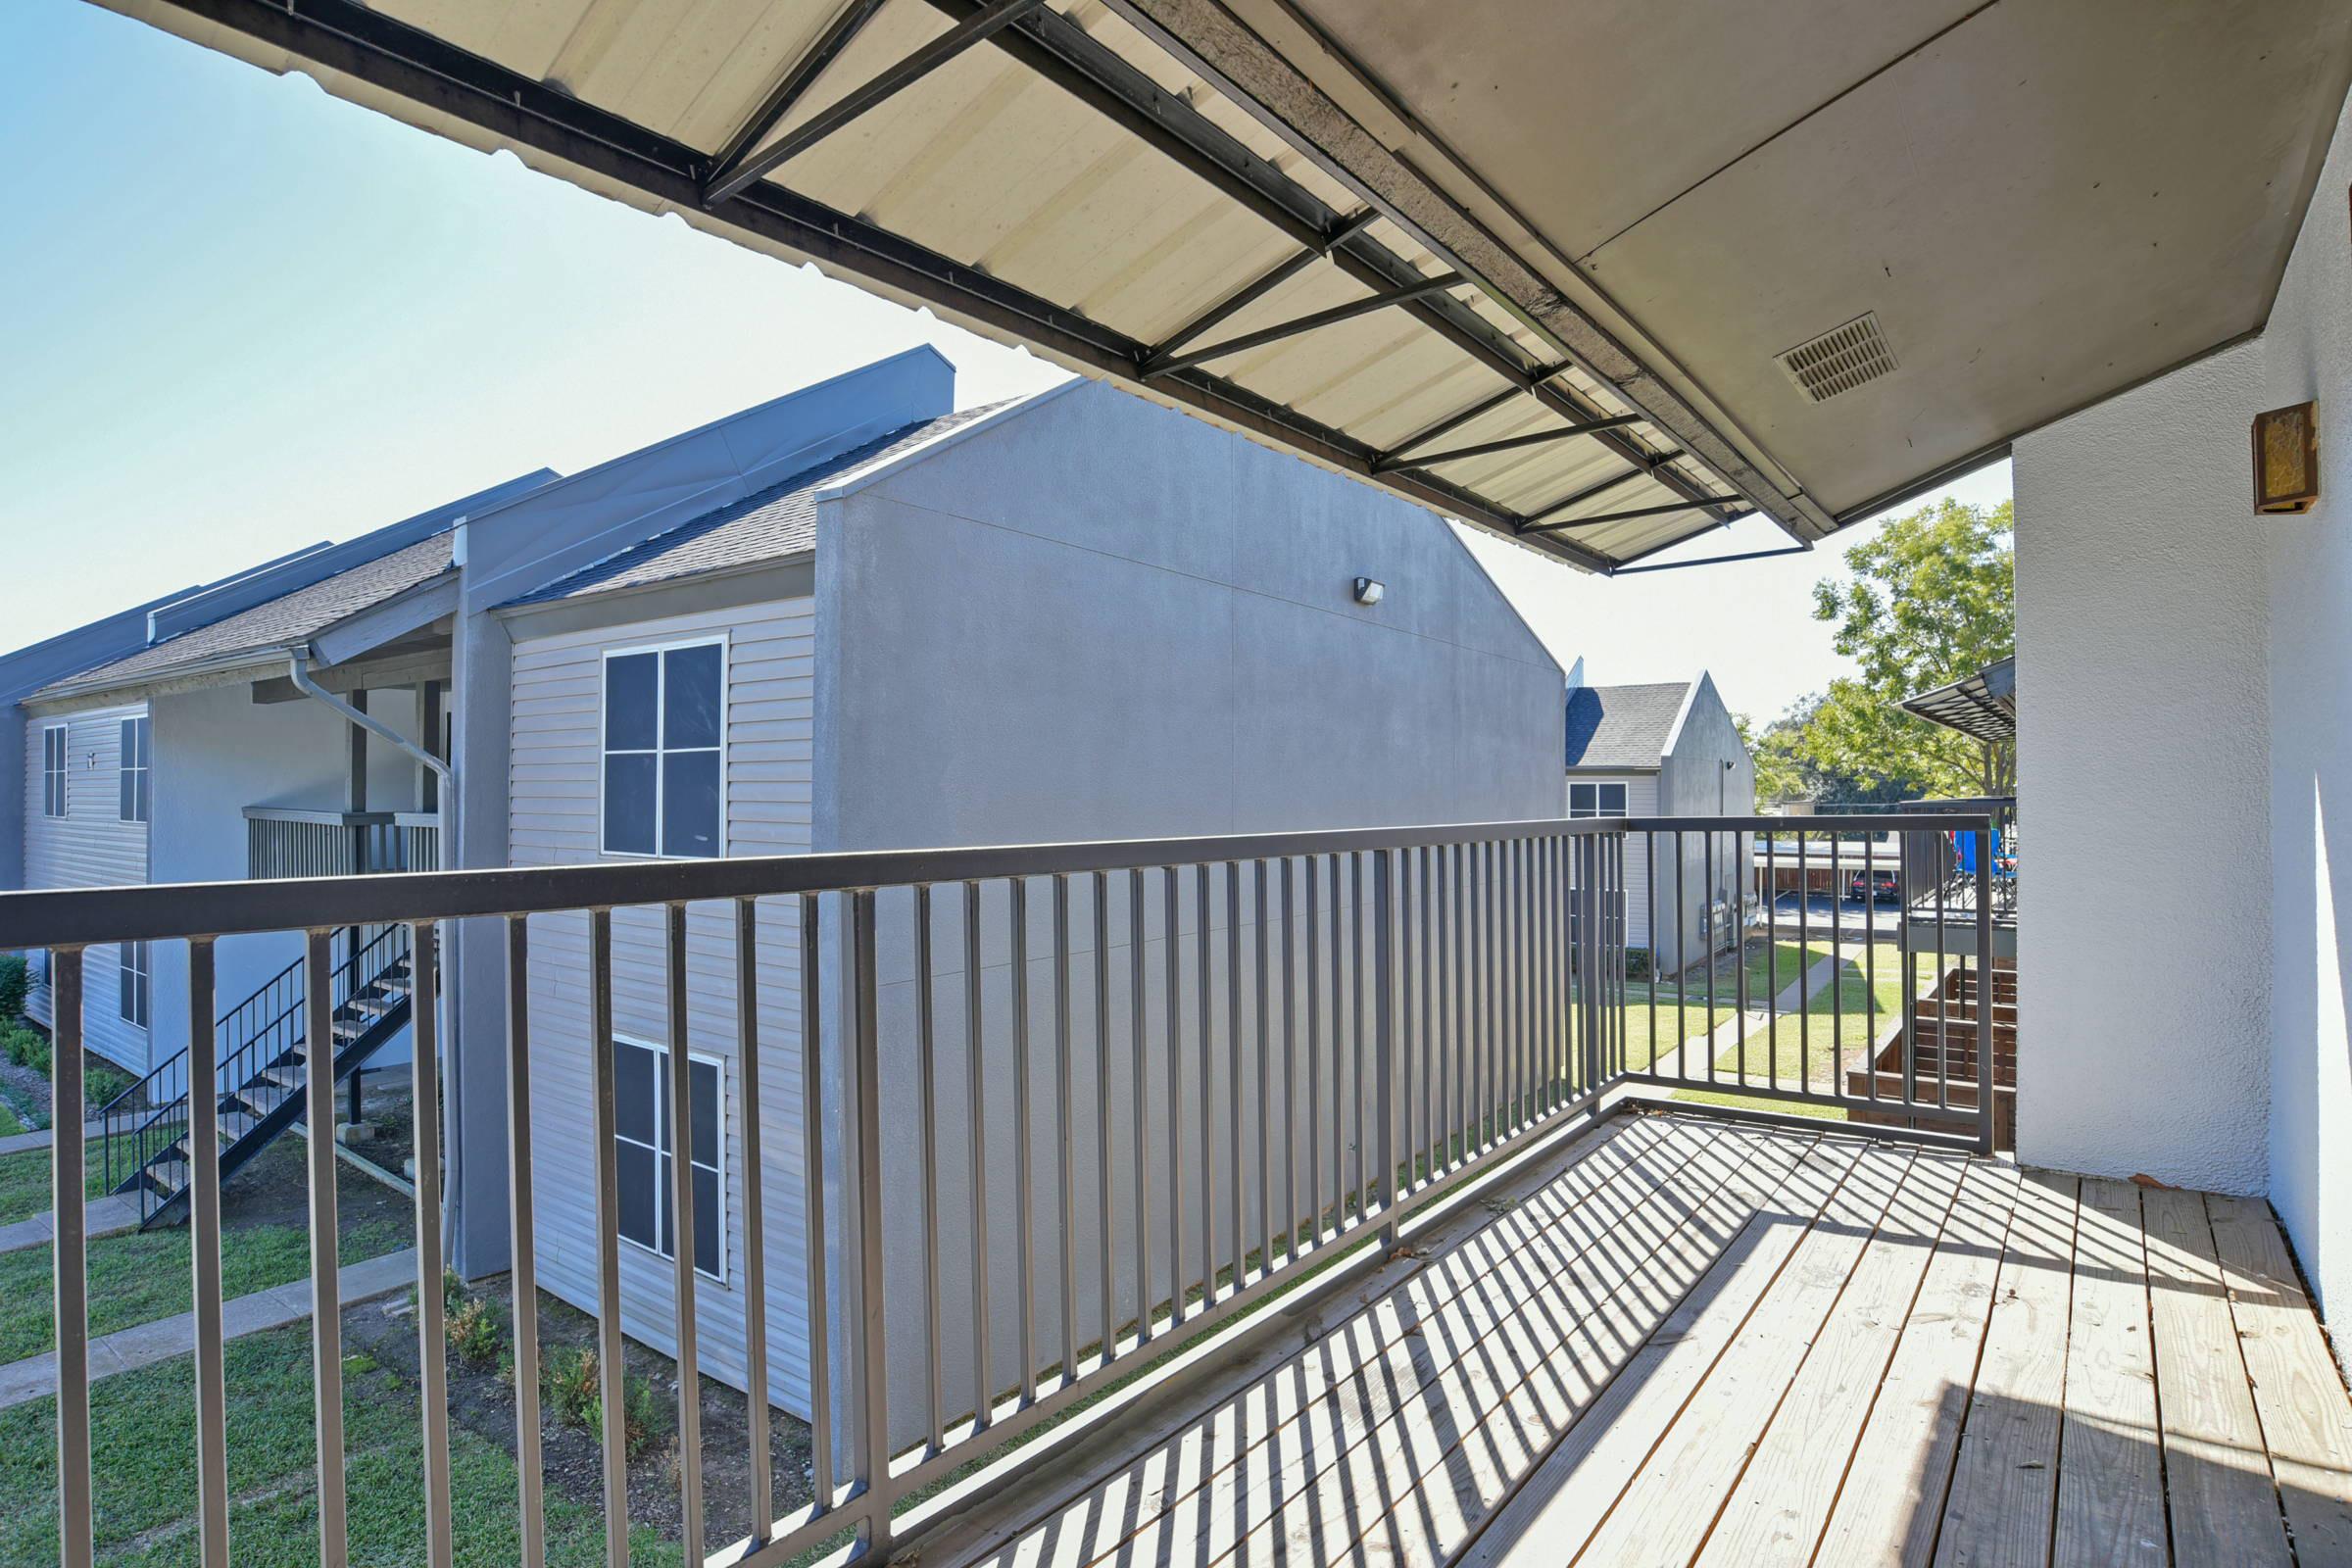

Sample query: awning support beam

[1143,273,1464,378]
[705,0,1044,205]
[1613,544,1811,575]
[1374,415,1642,474]
[1530,453,1688,519]
[704,0,892,194]
[1141,210,1378,365]
[1376,387,1525,465]
[1522,496,1748,535]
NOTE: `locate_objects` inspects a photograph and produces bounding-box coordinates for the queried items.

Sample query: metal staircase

[96,923,416,1227]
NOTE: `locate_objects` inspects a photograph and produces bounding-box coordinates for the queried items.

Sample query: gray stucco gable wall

[813,377,1565,854]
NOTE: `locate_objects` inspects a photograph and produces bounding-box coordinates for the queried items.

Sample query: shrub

[446,1288,508,1368]
[2,1026,50,1076]
[82,1059,135,1107]
[0,956,24,1023]
[543,1344,668,1458]
[1625,949,1653,981]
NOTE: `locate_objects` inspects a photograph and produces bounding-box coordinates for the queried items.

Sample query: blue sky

[0,0,2009,721]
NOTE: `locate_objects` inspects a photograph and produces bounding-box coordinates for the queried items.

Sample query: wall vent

[1776,313,1896,403]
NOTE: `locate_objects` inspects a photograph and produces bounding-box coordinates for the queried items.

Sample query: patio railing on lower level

[0,809,1993,1568]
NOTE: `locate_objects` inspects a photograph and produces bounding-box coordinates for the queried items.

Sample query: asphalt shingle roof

[32,533,456,700]
[507,403,1011,607]
[1563,681,1690,770]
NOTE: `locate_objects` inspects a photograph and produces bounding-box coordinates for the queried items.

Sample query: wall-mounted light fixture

[2253,401,2319,514]
[1353,576,1385,606]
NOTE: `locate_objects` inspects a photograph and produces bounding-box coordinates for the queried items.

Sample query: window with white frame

[602,641,723,858]
[1569,780,1629,818]
[118,716,150,823]
[612,1037,724,1280]
[40,725,68,817]
[119,941,150,1029]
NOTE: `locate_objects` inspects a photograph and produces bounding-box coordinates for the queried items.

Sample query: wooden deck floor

[956,1112,2352,1568]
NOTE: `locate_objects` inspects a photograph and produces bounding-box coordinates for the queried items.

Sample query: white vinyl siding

[509,598,813,1418]
[23,706,152,1069]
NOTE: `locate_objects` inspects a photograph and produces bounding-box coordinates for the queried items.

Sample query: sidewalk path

[0,1123,103,1157]
[1655,951,1844,1083]
[0,1247,417,1411]
[0,1194,141,1256]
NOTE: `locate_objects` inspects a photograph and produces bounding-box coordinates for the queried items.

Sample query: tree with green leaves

[1747,497,2014,803]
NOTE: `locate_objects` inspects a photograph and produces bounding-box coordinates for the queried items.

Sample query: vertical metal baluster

[1305,859,1321,1243]
[1053,876,1075,1380]
[1550,835,1566,1108]
[1864,836,1881,1102]
[1226,862,1244,1284]
[1797,830,1812,1094]
[1485,842,1500,1144]
[409,926,454,1568]
[1831,833,1844,1102]
[1976,827,1998,1155]
[1197,864,1214,1292]
[848,891,894,1556]
[1254,859,1272,1272]
[1674,830,1688,1075]
[1764,835,1779,1086]
[962,884,993,1424]
[506,915,545,1568]
[798,896,834,1504]
[1348,852,1366,1219]
[1095,872,1116,1358]
[1128,869,1152,1337]
[51,949,92,1568]
[184,940,233,1567]
[736,900,773,1539]
[1502,839,1520,1131]
[303,928,348,1568]
[1280,858,1298,1258]
[665,905,705,1565]
[1642,832,1656,1079]
[1936,841,1949,1111]
[588,911,628,1561]
[1468,843,1485,1149]
[1163,868,1184,1309]
[1901,837,1919,1107]
[1009,879,1036,1400]
[1375,849,1398,1248]
[914,886,942,1444]
[1419,846,1436,1164]
[1452,843,1468,1152]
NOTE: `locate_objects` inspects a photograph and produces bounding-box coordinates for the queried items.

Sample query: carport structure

[29,4,2352,1568]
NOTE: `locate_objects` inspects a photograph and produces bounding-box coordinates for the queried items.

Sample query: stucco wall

[2260,89,2352,1347]
[2012,338,2274,1194]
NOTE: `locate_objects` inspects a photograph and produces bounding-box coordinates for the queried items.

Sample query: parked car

[1848,868,1901,905]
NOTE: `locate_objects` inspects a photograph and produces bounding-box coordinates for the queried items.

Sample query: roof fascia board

[460,352,954,610]
[811,383,1073,505]
[310,574,461,667]
[1564,763,1660,775]
[24,653,291,714]
[492,557,816,640]
[1657,672,1711,760]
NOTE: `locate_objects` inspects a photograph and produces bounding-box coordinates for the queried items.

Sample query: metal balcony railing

[244,807,440,879]
[3,809,1994,1568]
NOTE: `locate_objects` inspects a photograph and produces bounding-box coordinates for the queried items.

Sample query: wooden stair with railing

[1845,956,2017,1149]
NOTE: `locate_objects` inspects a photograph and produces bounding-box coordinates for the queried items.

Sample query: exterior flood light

[2253,401,2320,514]
[1353,576,1385,606]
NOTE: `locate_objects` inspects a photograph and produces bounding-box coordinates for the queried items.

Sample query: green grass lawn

[0,1143,106,1228]
[0,1322,675,1567]
[0,1102,22,1139]
[0,1216,410,1364]
[1676,942,1947,1119]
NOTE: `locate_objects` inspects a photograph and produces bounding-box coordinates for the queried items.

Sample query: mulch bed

[346,1274,818,1554]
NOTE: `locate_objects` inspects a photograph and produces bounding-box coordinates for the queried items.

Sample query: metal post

[847,890,894,1555]
[505,914,544,1568]
[587,910,628,1562]
[1975,826,1998,1156]
[186,940,233,1568]
[303,927,349,1568]
[1375,849,1398,1250]
[52,947,92,1568]
[736,900,773,1538]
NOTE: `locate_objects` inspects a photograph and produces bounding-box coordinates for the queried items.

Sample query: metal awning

[93,0,2352,572]
[1899,656,2016,746]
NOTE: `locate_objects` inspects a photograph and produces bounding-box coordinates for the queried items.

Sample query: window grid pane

[603,644,721,858]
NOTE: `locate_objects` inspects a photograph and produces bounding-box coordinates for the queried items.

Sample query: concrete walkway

[0,1194,141,1256]
[1653,950,1844,1082]
[0,1247,417,1411]
[0,1123,102,1157]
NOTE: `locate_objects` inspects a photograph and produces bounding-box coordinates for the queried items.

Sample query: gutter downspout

[287,647,459,1250]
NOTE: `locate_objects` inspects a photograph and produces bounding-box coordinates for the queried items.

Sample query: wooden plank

[1584,1142,1922,1566]
[1812,1158,2020,1568]
[966,1114,1670,1568]
[2207,1193,2352,1562]
[1697,1148,1971,1566]
[2052,1179,2167,1566]
[1933,1167,2078,1567]
[1209,1117,1798,1568]
[2142,1186,2295,1567]
[1126,1114,1729,1568]
[1456,1131,1863,1568]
